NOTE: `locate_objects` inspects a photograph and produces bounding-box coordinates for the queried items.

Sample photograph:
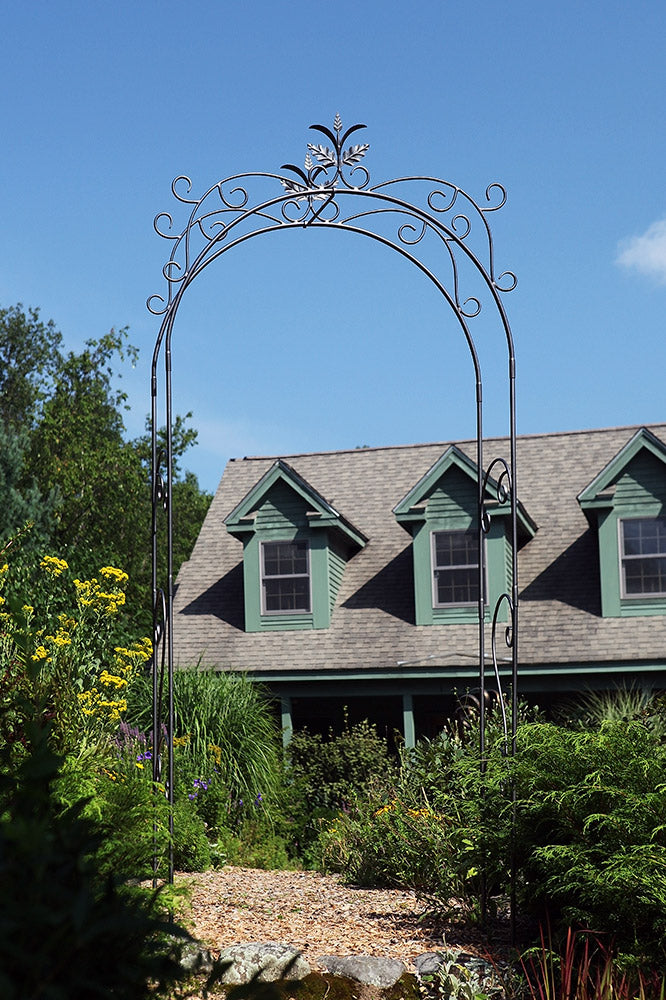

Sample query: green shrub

[212,820,293,870]
[0,716,193,999]
[172,795,212,872]
[319,793,477,897]
[284,713,397,862]
[510,719,666,967]
[316,705,666,968]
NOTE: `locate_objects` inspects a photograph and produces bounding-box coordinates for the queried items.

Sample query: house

[172,424,666,744]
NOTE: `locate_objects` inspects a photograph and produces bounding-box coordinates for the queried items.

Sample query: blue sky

[2,0,664,493]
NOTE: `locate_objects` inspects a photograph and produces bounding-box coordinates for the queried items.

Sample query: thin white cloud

[616,217,666,283]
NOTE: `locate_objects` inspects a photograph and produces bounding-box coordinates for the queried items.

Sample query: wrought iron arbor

[148,115,519,890]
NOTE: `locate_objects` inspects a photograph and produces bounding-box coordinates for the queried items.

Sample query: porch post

[402,693,416,749]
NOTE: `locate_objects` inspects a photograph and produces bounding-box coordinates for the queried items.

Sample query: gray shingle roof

[173,425,666,674]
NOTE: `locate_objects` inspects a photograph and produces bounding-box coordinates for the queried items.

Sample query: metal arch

[148,116,519,920]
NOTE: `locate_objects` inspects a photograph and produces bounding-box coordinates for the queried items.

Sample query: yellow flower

[22,604,34,615]
[31,645,49,662]
[52,628,71,647]
[78,689,100,715]
[74,578,96,606]
[0,563,8,576]
[74,576,126,616]
[100,566,129,587]
[40,555,69,577]
[99,669,127,690]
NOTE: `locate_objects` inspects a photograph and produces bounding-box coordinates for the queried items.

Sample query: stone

[317,955,406,988]
[175,939,214,974]
[217,942,311,985]
[414,951,477,978]
[413,953,444,978]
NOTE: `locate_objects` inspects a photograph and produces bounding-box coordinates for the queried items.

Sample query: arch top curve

[147,115,517,353]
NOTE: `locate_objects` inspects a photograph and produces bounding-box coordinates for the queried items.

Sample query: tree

[0,304,63,429]
[28,328,146,572]
[0,424,59,552]
[1,304,212,635]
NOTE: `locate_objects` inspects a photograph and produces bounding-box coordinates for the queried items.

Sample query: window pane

[263,541,308,577]
[621,518,666,597]
[436,567,478,605]
[264,578,310,612]
[622,518,666,557]
[624,556,666,596]
[433,530,479,606]
[434,530,478,569]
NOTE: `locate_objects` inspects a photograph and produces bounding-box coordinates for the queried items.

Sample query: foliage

[0,713,193,1000]
[510,719,666,967]
[420,945,503,1000]
[316,700,666,970]
[0,546,181,885]
[319,793,475,900]
[0,302,212,636]
[284,713,398,862]
[127,667,284,839]
[0,424,59,555]
[0,303,63,428]
[557,684,666,738]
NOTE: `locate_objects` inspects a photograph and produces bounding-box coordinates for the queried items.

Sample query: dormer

[578,428,666,617]
[393,446,536,625]
[225,460,366,632]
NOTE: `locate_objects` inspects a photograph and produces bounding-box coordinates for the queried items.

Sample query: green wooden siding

[406,466,509,626]
[241,480,358,632]
[614,452,666,507]
[593,450,666,618]
[328,542,347,614]
[424,467,477,519]
[254,481,310,531]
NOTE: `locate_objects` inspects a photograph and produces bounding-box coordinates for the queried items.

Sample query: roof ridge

[230,422,666,463]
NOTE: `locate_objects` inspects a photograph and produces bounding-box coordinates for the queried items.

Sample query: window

[620,517,666,598]
[261,540,311,613]
[432,530,480,606]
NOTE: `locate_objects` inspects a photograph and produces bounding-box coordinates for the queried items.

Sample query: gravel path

[176,865,490,971]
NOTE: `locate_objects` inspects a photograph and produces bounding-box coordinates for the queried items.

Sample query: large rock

[317,955,406,988]
[217,942,311,985]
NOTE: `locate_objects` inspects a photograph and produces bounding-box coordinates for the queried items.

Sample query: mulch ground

[175,865,495,971]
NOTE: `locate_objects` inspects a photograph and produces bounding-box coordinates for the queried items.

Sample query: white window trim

[618,516,666,600]
[260,539,312,615]
[430,529,485,609]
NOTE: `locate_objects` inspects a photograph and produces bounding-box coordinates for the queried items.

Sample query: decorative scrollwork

[153,449,169,511]
[481,457,513,533]
[148,116,516,322]
[152,587,168,780]
[491,593,515,754]
[281,113,371,195]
